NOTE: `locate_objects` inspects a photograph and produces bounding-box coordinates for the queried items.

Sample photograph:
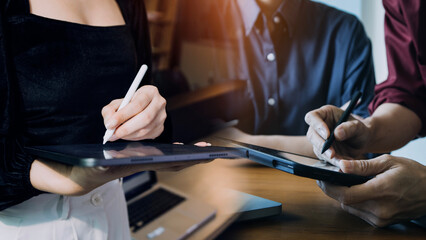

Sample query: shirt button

[267,53,276,62]
[268,98,276,106]
[273,16,281,24]
[90,193,103,207]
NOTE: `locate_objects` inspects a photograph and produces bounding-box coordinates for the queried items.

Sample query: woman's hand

[102,85,167,142]
[317,155,426,227]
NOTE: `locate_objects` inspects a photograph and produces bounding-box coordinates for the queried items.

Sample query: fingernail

[106,119,117,129]
[318,128,327,139]
[305,114,311,124]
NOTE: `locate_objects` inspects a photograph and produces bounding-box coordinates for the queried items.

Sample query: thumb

[334,118,364,141]
[339,155,391,176]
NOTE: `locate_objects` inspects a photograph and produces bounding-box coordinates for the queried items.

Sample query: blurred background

[144,0,425,164]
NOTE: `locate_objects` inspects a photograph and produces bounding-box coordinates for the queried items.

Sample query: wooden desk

[158,158,426,240]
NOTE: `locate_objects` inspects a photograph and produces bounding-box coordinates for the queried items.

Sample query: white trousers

[0,180,131,240]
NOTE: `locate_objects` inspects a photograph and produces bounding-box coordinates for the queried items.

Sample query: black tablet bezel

[25,142,243,167]
[222,138,373,186]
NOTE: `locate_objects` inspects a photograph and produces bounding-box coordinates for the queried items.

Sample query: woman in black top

[0,0,181,238]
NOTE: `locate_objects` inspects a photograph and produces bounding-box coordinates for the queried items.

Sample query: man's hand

[317,155,426,227]
[102,85,167,141]
[305,105,372,165]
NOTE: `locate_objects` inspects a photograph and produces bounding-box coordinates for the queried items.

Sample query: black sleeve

[0,5,43,211]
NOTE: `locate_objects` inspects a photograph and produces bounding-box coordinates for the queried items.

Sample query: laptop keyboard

[128,188,185,232]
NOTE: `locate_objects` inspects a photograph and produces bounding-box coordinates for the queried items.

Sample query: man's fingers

[341,204,392,227]
[341,204,381,227]
[308,127,341,164]
[305,110,330,139]
[317,180,379,205]
[339,155,392,176]
[312,144,339,165]
[307,127,327,151]
[334,119,362,142]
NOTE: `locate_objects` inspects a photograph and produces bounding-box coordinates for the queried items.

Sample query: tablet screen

[278,152,340,172]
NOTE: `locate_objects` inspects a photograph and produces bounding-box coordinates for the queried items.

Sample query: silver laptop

[123,171,216,240]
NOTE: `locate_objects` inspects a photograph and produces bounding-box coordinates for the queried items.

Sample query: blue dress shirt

[221,0,376,135]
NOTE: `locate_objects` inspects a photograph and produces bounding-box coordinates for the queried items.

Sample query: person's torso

[227,0,362,135]
[5,0,138,145]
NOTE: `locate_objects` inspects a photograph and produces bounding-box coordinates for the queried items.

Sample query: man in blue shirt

[216,0,375,154]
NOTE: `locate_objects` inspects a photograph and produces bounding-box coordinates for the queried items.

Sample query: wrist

[30,160,99,196]
[362,117,377,152]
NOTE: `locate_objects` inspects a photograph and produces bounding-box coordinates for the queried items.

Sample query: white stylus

[103,64,148,144]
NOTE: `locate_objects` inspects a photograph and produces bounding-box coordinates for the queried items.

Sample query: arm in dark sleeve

[342,19,376,118]
[369,0,426,135]
[0,137,43,211]
[0,14,43,211]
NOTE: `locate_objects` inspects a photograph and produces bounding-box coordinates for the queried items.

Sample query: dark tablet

[222,139,373,186]
[25,142,243,167]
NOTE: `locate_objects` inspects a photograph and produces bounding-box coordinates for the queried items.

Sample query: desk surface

[158,158,426,239]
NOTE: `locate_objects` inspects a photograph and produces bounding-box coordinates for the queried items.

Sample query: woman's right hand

[304,105,372,165]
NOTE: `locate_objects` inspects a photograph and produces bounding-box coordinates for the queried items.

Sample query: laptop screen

[123,171,157,200]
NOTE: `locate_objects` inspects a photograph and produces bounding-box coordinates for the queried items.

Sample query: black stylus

[321,91,362,154]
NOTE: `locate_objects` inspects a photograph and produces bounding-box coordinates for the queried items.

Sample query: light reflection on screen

[278,152,340,172]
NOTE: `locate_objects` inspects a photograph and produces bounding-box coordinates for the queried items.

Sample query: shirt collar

[236,0,301,37]
[236,0,261,36]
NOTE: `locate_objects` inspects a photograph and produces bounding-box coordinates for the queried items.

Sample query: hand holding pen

[305,91,371,165]
[102,64,167,144]
[321,91,362,154]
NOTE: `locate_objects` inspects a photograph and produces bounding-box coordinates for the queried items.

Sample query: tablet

[25,142,243,167]
[221,138,373,186]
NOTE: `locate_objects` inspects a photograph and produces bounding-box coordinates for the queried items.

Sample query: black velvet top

[0,0,158,211]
